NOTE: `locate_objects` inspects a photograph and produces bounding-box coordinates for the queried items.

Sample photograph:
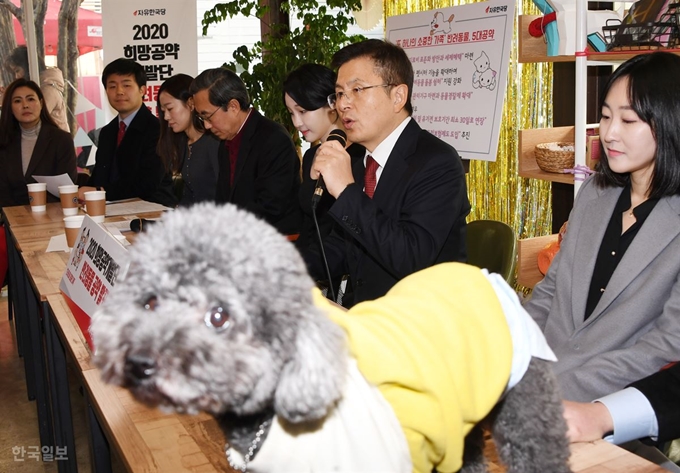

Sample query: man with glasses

[81,58,176,207]
[305,39,470,307]
[190,68,301,235]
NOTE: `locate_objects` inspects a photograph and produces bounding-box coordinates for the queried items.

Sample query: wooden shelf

[519,15,575,63]
[519,15,680,64]
[587,48,680,63]
[517,234,558,289]
[518,126,575,184]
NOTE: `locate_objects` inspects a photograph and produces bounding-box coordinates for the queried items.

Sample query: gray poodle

[91,203,572,473]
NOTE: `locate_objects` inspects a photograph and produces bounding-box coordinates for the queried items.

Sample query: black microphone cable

[312,203,336,303]
[310,129,347,303]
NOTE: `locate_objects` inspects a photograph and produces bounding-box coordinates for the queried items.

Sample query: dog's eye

[143,296,158,311]
[204,306,230,331]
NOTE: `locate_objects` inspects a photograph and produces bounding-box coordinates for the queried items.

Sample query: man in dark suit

[189,68,301,235]
[564,363,680,446]
[305,39,470,306]
[79,58,176,208]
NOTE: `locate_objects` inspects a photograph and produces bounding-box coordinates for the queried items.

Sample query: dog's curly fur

[91,203,571,473]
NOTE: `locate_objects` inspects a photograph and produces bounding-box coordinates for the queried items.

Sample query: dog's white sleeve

[482,270,557,393]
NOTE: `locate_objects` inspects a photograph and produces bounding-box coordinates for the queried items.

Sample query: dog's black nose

[124,353,157,383]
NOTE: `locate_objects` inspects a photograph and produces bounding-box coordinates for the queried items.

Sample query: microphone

[130,218,158,233]
[311,129,347,210]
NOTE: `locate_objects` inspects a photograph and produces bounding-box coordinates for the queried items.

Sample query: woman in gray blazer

[0,78,76,207]
[524,52,680,403]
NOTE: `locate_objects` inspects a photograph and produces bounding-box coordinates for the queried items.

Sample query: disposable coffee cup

[84,190,106,223]
[27,183,47,212]
[59,184,80,216]
[64,215,85,249]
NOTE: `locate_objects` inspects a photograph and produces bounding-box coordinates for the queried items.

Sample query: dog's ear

[274,311,347,423]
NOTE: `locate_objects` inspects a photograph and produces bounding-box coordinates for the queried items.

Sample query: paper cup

[64,215,85,248]
[27,183,47,212]
[84,190,106,223]
[59,184,80,216]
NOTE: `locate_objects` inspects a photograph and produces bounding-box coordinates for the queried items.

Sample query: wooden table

[3,203,71,227]
[0,201,167,472]
[569,441,667,472]
[483,437,667,473]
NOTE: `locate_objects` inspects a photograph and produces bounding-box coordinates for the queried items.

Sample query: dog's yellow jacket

[318,263,513,473]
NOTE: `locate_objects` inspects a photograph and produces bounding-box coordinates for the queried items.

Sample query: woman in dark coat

[0,78,76,207]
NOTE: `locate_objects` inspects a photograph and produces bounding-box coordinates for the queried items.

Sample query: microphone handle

[130,218,157,233]
[311,130,346,210]
[311,176,324,209]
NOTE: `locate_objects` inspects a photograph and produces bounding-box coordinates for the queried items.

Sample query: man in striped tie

[306,39,470,307]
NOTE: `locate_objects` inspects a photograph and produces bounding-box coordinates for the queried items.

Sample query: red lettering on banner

[90,275,103,298]
[96,286,109,305]
[79,262,95,292]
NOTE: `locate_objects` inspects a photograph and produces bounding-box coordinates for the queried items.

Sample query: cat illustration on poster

[472,51,497,90]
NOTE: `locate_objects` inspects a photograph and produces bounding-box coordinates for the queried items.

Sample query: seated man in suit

[304,39,470,307]
[189,68,301,235]
[79,58,176,208]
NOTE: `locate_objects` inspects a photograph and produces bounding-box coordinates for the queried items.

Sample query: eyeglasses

[327,84,394,109]
[196,106,221,124]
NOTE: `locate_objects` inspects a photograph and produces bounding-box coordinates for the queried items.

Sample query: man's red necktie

[117,121,126,146]
[364,155,379,198]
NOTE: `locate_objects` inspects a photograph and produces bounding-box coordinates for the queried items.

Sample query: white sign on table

[102,0,198,115]
[59,215,130,349]
[386,0,515,161]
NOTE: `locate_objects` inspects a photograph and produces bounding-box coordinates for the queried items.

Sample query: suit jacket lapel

[570,185,622,328]
[229,109,258,200]
[585,194,680,324]
[352,156,365,190]
[24,124,51,179]
[371,119,418,206]
[7,139,23,182]
[117,106,148,157]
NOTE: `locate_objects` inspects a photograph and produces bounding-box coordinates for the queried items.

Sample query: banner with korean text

[59,216,129,349]
[386,1,514,161]
[101,0,198,115]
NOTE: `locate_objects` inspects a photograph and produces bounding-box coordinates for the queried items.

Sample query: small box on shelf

[586,131,601,171]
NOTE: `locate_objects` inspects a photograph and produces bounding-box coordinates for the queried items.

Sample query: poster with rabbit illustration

[387,0,514,161]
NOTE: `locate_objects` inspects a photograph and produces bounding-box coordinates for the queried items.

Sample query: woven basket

[534,142,575,173]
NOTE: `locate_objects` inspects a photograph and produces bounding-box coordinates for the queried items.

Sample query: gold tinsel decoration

[383,0,553,239]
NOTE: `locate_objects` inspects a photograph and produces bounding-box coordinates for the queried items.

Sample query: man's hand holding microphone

[311,129,355,208]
